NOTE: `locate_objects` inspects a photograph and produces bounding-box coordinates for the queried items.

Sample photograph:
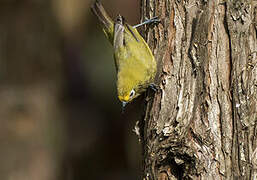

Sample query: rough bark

[140,0,257,179]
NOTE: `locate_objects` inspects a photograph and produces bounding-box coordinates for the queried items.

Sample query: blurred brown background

[0,0,144,179]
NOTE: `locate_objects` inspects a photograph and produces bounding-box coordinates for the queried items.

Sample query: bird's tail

[91,1,114,42]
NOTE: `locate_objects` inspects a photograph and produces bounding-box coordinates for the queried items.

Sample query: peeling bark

[140,0,257,179]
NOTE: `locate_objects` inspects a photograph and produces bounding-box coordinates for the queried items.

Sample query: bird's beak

[121,101,127,113]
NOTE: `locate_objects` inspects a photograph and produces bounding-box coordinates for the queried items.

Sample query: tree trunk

[140,0,257,179]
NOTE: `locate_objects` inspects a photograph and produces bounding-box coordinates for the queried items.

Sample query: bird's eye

[129,89,135,98]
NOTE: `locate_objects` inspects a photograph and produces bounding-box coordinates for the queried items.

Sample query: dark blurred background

[0,0,145,179]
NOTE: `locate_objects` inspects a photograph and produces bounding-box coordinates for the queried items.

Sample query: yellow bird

[91,1,157,108]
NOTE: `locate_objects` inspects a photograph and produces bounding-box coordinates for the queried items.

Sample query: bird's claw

[149,83,160,92]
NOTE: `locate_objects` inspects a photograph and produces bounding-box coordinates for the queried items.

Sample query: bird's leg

[133,16,160,28]
[145,83,160,103]
[148,83,160,92]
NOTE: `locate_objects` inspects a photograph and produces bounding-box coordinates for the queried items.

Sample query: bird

[91,0,158,109]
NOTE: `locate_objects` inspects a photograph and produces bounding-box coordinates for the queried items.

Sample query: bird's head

[116,69,145,110]
[118,88,139,109]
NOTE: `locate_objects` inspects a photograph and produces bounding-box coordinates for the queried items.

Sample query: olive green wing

[113,18,142,70]
[113,17,156,80]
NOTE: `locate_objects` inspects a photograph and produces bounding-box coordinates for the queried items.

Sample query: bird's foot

[133,17,160,28]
